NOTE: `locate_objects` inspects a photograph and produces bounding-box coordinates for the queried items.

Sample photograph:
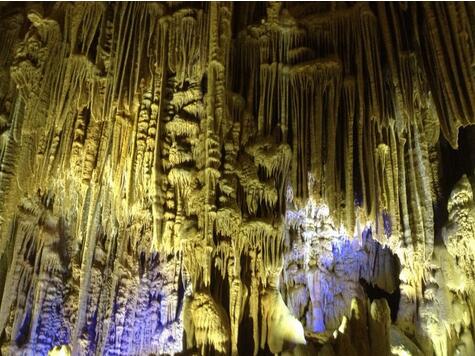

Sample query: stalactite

[420,3,475,148]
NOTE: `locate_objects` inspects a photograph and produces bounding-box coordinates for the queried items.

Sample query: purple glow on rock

[284,199,398,334]
[383,211,392,236]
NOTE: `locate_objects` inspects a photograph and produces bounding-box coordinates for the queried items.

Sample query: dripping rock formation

[0,2,475,355]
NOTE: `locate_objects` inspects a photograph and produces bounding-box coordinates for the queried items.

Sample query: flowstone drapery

[0,2,475,355]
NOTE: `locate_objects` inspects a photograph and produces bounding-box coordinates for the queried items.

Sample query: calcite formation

[0,2,474,355]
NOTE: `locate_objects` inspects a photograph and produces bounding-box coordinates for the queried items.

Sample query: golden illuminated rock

[0,2,474,355]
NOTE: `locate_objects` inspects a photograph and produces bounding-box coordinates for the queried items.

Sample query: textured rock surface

[0,2,474,355]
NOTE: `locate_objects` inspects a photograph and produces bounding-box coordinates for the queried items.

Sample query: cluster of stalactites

[232,4,459,287]
[0,2,474,356]
[0,3,213,355]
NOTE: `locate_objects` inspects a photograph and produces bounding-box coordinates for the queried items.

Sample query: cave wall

[0,2,474,355]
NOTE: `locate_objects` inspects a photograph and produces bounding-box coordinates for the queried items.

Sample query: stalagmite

[184,292,231,355]
[443,175,475,281]
[260,287,306,354]
[0,2,475,356]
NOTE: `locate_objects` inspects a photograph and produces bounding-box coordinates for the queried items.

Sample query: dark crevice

[360,278,401,323]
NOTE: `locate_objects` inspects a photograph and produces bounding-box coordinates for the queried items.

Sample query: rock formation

[0,2,474,355]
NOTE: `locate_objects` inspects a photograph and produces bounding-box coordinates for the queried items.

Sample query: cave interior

[0,2,475,356]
